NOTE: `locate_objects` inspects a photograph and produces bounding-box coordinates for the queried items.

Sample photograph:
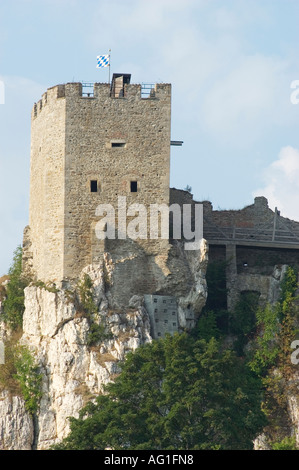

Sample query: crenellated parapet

[32,79,171,119]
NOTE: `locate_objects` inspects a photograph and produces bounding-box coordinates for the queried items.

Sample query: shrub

[0,338,42,415]
[13,344,43,415]
[2,246,30,330]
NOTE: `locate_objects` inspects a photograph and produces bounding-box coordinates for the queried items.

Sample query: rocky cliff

[0,241,208,450]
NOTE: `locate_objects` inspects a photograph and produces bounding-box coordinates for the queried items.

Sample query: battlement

[32,78,171,119]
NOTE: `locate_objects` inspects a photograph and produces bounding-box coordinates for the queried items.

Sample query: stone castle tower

[24,75,172,283]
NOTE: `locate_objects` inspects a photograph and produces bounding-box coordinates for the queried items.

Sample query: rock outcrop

[0,241,208,450]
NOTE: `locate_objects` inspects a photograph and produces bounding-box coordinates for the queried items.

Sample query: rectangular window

[111,142,126,148]
[130,181,137,193]
[90,180,98,193]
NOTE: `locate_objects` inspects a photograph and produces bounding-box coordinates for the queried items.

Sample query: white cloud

[253,146,299,221]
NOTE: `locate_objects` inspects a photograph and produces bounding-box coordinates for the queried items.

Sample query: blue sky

[0,0,299,275]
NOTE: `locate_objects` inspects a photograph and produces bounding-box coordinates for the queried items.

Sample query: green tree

[2,246,30,330]
[54,333,266,450]
[0,339,42,416]
[271,436,298,450]
[229,291,259,356]
[14,345,42,415]
[248,267,299,445]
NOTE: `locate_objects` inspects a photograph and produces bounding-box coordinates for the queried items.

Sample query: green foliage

[199,261,299,446]
[230,291,259,355]
[0,338,42,415]
[194,260,229,340]
[86,322,113,347]
[76,274,113,347]
[13,345,42,415]
[0,335,22,396]
[246,267,299,444]
[33,280,59,293]
[204,260,228,312]
[249,266,299,378]
[271,436,298,450]
[2,246,30,330]
[248,303,280,376]
[77,274,98,317]
[195,310,220,341]
[54,333,266,450]
[230,291,259,337]
[278,266,298,318]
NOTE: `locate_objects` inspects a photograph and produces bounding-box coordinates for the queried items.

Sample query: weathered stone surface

[7,261,153,449]
[0,236,208,449]
[27,80,172,283]
[0,391,34,450]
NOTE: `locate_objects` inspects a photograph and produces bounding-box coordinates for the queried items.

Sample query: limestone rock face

[0,242,208,450]
[288,385,299,446]
[21,286,151,449]
[0,282,152,449]
[0,391,34,450]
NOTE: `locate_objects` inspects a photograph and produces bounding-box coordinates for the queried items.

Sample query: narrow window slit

[90,180,98,193]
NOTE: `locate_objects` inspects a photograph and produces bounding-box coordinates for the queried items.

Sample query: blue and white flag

[97,54,110,68]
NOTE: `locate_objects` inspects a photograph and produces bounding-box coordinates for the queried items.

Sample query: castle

[23,74,172,283]
[23,74,299,332]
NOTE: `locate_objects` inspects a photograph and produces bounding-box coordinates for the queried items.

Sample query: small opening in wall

[111,142,126,148]
[130,181,138,193]
[90,180,98,193]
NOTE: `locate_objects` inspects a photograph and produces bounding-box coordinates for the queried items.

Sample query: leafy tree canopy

[55,333,266,450]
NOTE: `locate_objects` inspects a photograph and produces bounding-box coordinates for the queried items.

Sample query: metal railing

[141,83,156,98]
[81,82,94,97]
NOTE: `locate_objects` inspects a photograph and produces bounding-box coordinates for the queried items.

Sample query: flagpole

[108,49,111,84]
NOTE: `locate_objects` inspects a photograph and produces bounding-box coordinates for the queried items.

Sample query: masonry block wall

[170,189,299,310]
[28,79,171,282]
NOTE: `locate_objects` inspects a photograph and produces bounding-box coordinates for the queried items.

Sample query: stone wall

[27,79,171,283]
[28,86,66,282]
[170,189,299,310]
